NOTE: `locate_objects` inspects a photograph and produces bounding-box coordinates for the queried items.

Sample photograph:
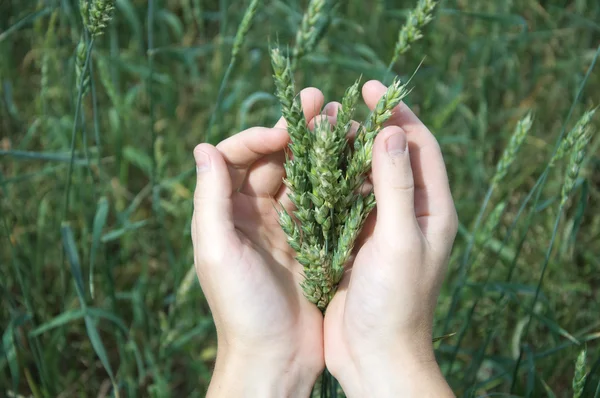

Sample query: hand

[324,80,458,397]
[191,88,327,397]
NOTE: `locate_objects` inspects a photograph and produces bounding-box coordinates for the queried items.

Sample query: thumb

[371,126,419,234]
[192,143,236,249]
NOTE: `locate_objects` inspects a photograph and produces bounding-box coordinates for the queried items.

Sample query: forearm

[207,347,320,398]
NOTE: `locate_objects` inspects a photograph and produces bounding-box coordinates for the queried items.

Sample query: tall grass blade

[61,222,87,305]
[90,197,109,299]
[84,315,119,396]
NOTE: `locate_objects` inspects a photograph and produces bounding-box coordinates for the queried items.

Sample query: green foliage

[1,0,600,396]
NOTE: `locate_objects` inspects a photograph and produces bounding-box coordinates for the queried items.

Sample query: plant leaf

[90,197,109,298]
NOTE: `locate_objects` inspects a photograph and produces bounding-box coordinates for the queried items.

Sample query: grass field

[1,0,600,396]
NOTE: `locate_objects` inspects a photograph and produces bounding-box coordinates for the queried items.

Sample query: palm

[229,192,319,333]
[201,88,326,351]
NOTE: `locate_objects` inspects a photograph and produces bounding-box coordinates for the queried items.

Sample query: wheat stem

[63,38,95,220]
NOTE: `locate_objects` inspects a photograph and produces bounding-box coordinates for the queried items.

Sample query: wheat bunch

[81,0,116,37]
[492,112,533,185]
[272,49,410,310]
[389,0,438,68]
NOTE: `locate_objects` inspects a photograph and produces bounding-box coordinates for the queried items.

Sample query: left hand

[192,88,327,397]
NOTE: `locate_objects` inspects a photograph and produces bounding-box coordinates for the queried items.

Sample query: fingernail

[386,132,407,157]
[195,150,211,173]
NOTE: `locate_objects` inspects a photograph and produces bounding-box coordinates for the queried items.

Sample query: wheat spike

[345,77,410,198]
[553,108,596,164]
[232,0,260,59]
[573,349,587,398]
[81,0,116,37]
[389,0,438,67]
[75,38,90,97]
[492,112,533,185]
[561,127,593,208]
[292,0,331,67]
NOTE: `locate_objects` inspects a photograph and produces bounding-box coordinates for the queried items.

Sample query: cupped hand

[191,88,327,397]
[324,80,458,397]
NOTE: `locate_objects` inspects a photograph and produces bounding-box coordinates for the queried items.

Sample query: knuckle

[389,181,414,194]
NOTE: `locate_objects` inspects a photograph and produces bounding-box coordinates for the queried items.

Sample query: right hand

[324,80,458,397]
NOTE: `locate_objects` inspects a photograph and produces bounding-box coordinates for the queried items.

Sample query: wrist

[330,343,454,398]
[208,344,322,398]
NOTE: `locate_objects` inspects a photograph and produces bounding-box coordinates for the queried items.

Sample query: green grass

[1,0,600,396]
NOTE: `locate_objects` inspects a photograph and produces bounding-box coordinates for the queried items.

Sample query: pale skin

[191,80,458,397]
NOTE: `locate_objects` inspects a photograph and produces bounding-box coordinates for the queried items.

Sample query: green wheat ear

[344,77,410,199]
[492,112,533,185]
[573,349,587,398]
[389,0,438,69]
[75,38,90,97]
[553,108,596,165]
[292,0,332,68]
[81,0,116,37]
[561,126,593,208]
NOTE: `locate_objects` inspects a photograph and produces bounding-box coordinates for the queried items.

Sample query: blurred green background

[1,0,599,396]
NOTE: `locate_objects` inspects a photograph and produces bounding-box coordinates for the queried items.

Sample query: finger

[192,144,238,249]
[217,126,289,191]
[238,87,324,197]
[236,114,338,197]
[323,101,341,118]
[371,126,420,235]
[274,87,325,128]
[362,80,430,143]
[362,80,456,237]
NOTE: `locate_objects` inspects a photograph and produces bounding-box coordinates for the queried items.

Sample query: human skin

[323,81,457,398]
[191,80,457,397]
